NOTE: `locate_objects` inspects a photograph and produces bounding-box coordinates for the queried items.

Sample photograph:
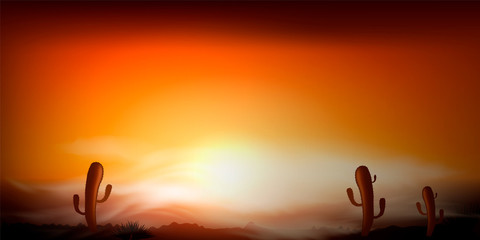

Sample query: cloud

[16,136,457,229]
[62,136,153,161]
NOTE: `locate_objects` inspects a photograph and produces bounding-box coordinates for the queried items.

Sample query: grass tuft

[113,221,153,240]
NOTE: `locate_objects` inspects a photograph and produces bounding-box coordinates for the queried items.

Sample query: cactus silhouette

[416,186,444,237]
[73,162,112,232]
[346,165,386,236]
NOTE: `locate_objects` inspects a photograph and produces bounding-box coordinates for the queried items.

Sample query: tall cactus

[416,186,444,237]
[73,162,112,232]
[346,165,386,236]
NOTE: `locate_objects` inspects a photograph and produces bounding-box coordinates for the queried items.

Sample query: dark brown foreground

[1,217,479,240]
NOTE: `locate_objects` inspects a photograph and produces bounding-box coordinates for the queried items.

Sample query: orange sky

[2,1,480,229]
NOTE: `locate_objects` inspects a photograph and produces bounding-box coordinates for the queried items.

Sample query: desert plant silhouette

[346,165,386,236]
[416,186,444,237]
[73,162,112,232]
[114,221,152,240]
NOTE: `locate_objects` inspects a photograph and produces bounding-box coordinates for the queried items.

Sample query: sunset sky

[2,1,480,230]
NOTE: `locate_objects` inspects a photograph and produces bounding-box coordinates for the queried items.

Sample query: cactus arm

[73,194,86,215]
[434,193,438,199]
[346,188,362,206]
[437,209,444,224]
[416,202,427,215]
[372,174,377,183]
[374,198,386,219]
[97,184,112,203]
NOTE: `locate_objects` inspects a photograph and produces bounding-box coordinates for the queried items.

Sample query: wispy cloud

[62,136,153,161]
[4,136,453,228]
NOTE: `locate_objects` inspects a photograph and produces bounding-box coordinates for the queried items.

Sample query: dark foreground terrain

[328,217,480,240]
[1,217,479,240]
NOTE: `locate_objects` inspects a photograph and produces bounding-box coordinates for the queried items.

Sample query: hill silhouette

[149,222,250,240]
[327,217,480,240]
[1,217,479,240]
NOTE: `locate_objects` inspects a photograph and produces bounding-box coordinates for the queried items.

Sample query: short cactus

[73,162,112,232]
[346,165,386,236]
[416,186,444,237]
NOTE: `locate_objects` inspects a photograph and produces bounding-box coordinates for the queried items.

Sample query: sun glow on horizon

[1,137,457,228]
[59,137,454,214]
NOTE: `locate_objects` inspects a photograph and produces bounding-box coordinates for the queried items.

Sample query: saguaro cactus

[346,165,386,236]
[73,162,112,232]
[416,186,444,237]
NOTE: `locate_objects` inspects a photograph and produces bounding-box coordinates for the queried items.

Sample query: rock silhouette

[346,165,386,236]
[73,162,112,232]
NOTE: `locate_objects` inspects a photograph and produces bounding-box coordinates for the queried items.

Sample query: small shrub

[114,221,153,240]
